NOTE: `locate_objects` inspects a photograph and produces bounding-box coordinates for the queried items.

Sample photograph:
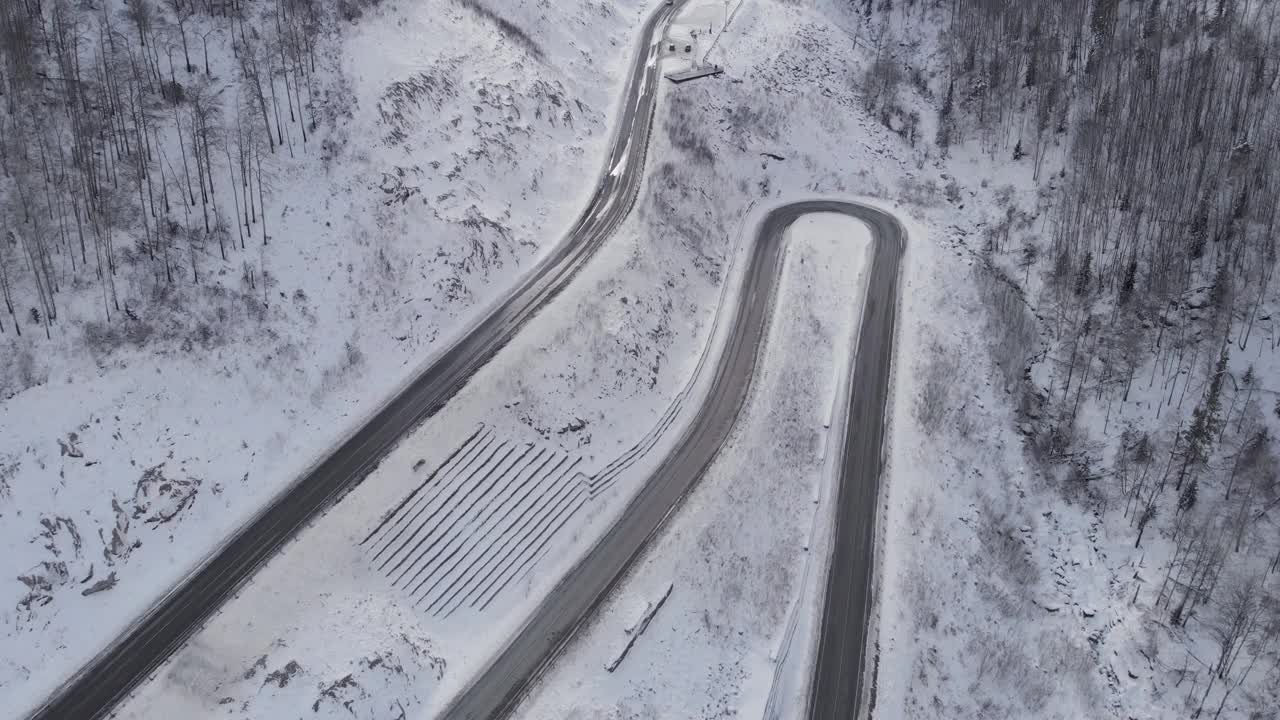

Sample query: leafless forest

[5,0,1280,714]
[864,0,1280,712]
[0,0,357,365]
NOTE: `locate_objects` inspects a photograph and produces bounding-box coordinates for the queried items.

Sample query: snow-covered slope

[92,2,912,714]
[503,1,1280,718]
[1,0,654,711]
[515,209,872,719]
[13,0,1273,717]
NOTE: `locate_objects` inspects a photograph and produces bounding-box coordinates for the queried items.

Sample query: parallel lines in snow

[359,426,486,548]
[364,428,498,565]
[458,468,588,614]
[389,442,530,586]
[364,397,693,617]
[473,474,590,612]
[364,426,592,616]
[588,396,685,496]
[413,450,565,613]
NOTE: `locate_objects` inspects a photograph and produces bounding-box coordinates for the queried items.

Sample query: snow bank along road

[23,2,686,719]
[441,200,904,719]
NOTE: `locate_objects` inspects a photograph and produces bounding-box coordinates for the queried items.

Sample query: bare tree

[166,0,195,72]
[1195,572,1269,716]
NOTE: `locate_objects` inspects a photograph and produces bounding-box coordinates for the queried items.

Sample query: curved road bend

[442,201,905,720]
[25,3,686,719]
[805,206,902,720]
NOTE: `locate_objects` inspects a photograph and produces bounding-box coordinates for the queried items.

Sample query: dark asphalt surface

[441,202,904,720]
[806,205,903,720]
[23,3,684,719]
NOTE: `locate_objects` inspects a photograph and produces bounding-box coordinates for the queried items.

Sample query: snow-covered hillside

[515,209,873,719]
[9,0,1277,717]
[514,1,1280,718]
[92,1,924,713]
[103,0,1080,715]
[1,0,656,712]
[44,0,789,714]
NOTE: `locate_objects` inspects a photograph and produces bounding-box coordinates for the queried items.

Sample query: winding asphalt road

[24,3,684,719]
[441,202,904,719]
[806,205,902,720]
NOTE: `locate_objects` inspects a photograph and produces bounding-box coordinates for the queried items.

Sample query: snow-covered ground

[864,8,1280,720]
[869,204,1110,719]
[508,0,1280,717]
[2,0,658,712]
[100,6,774,717]
[506,0,979,714]
[515,211,871,719]
[99,0,949,712]
[14,0,1268,717]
